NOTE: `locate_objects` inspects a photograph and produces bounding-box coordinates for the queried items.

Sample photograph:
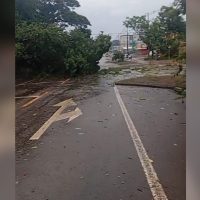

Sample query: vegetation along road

[16,0,186,199]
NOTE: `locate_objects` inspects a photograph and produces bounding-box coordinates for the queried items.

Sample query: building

[111,33,148,56]
[135,41,148,55]
[120,35,133,54]
[120,33,140,54]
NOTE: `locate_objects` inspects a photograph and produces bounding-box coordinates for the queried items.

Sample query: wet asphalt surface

[16,74,185,200]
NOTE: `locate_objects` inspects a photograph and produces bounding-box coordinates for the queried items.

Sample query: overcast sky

[77,0,174,39]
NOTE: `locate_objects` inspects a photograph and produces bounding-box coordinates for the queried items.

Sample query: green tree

[16,24,112,78]
[124,2,186,59]
[65,30,111,76]
[158,6,185,34]
[39,0,91,27]
[124,16,149,36]
[16,22,69,77]
[124,16,153,52]
[112,51,124,62]
[64,28,95,75]
[16,0,91,28]
[158,6,186,57]
[93,32,112,62]
[15,0,111,78]
[174,0,186,15]
[16,0,41,22]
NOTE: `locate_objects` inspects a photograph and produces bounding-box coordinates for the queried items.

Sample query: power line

[145,9,160,16]
[91,32,124,36]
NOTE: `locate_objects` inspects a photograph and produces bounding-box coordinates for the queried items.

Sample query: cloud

[77,0,174,38]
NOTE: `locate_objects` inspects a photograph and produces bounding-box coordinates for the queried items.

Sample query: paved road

[16,77,185,200]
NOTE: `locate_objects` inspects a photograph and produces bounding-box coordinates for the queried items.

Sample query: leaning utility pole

[146,12,150,60]
[127,27,129,55]
[145,10,159,61]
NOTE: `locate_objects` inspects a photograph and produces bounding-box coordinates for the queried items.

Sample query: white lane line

[114,86,168,200]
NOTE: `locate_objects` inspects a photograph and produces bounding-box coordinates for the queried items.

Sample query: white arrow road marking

[29,99,82,140]
[114,86,168,200]
[55,108,82,122]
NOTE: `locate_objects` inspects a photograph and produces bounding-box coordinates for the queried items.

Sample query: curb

[114,82,174,89]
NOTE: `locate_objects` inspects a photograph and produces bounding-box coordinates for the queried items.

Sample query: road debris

[149,159,154,163]
[137,188,143,192]
[31,146,38,149]
[78,132,85,135]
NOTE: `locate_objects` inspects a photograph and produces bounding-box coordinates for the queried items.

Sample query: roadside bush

[112,51,125,62]
[16,22,69,78]
[16,23,111,78]
[65,29,98,76]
